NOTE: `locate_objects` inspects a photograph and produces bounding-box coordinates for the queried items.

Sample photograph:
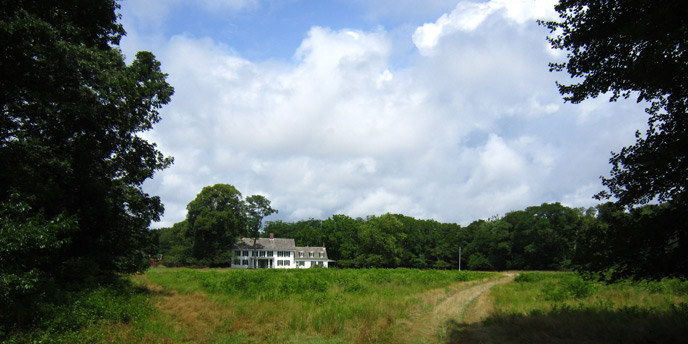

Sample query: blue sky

[118,0,649,228]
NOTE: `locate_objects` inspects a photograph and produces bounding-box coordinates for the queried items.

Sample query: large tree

[541,0,688,206]
[542,1,688,278]
[184,184,245,265]
[0,0,173,278]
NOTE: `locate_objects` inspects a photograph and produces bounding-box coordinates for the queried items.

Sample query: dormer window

[299,251,303,258]
[309,252,314,258]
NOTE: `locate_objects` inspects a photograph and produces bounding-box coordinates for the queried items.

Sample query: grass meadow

[3,269,687,343]
[136,268,495,343]
[452,272,688,343]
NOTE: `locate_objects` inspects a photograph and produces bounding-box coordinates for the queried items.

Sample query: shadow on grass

[445,304,688,344]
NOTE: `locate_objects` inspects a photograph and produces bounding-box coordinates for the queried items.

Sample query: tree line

[156,185,684,280]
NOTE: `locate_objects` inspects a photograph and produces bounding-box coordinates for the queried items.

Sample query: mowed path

[402,272,516,344]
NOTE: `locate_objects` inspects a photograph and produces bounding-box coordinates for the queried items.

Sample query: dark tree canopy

[1,0,173,281]
[542,1,688,279]
[541,0,688,207]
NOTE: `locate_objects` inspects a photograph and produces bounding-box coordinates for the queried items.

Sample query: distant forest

[155,200,683,280]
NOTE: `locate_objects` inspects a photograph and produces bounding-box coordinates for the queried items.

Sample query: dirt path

[404,272,516,344]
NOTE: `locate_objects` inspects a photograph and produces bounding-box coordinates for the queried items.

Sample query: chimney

[269,233,274,240]
[322,242,326,248]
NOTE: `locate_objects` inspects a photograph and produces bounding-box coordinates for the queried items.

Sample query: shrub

[542,275,596,301]
[635,278,688,295]
[565,275,596,298]
[515,272,547,283]
[542,282,570,301]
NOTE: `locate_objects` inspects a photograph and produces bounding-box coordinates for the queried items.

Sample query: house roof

[295,246,329,260]
[235,237,296,250]
[234,238,332,260]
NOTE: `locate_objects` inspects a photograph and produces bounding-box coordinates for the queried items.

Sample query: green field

[4,269,687,344]
[138,268,495,343]
[453,272,688,343]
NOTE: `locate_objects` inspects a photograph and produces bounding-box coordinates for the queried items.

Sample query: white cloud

[413,0,559,55]
[132,0,649,228]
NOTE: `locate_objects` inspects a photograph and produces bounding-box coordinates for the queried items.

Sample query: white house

[230,233,333,269]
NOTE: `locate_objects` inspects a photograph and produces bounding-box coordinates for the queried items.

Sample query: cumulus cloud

[413,0,559,55]
[127,0,648,227]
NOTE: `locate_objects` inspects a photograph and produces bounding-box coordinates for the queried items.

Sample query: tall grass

[451,272,688,344]
[143,268,493,343]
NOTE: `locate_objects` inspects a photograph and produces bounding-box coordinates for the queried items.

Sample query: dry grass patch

[154,292,224,339]
[461,291,494,325]
[133,274,234,343]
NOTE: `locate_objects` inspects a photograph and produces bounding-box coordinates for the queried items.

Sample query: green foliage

[320,214,359,263]
[505,203,580,270]
[355,214,406,268]
[0,195,78,329]
[244,195,277,241]
[0,2,173,268]
[632,278,688,296]
[1,278,153,343]
[171,198,684,278]
[542,275,596,302]
[267,203,589,271]
[160,185,279,267]
[1,0,173,331]
[185,184,245,266]
[574,202,688,280]
[542,0,688,206]
[515,272,547,283]
[464,220,511,270]
[541,1,688,279]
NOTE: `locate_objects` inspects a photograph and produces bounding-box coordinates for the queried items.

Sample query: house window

[252,251,257,257]
[309,252,314,258]
[278,251,291,257]
[242,260,248,265]
[319,252,323,258]
[242,251,249,256]
[233,258,240,265]
[284,260,290,266]
[267,251,273,257]
[297,261,305,266]
[299,251,304,258]
[259,251,266,257]
[277,260,283,266]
